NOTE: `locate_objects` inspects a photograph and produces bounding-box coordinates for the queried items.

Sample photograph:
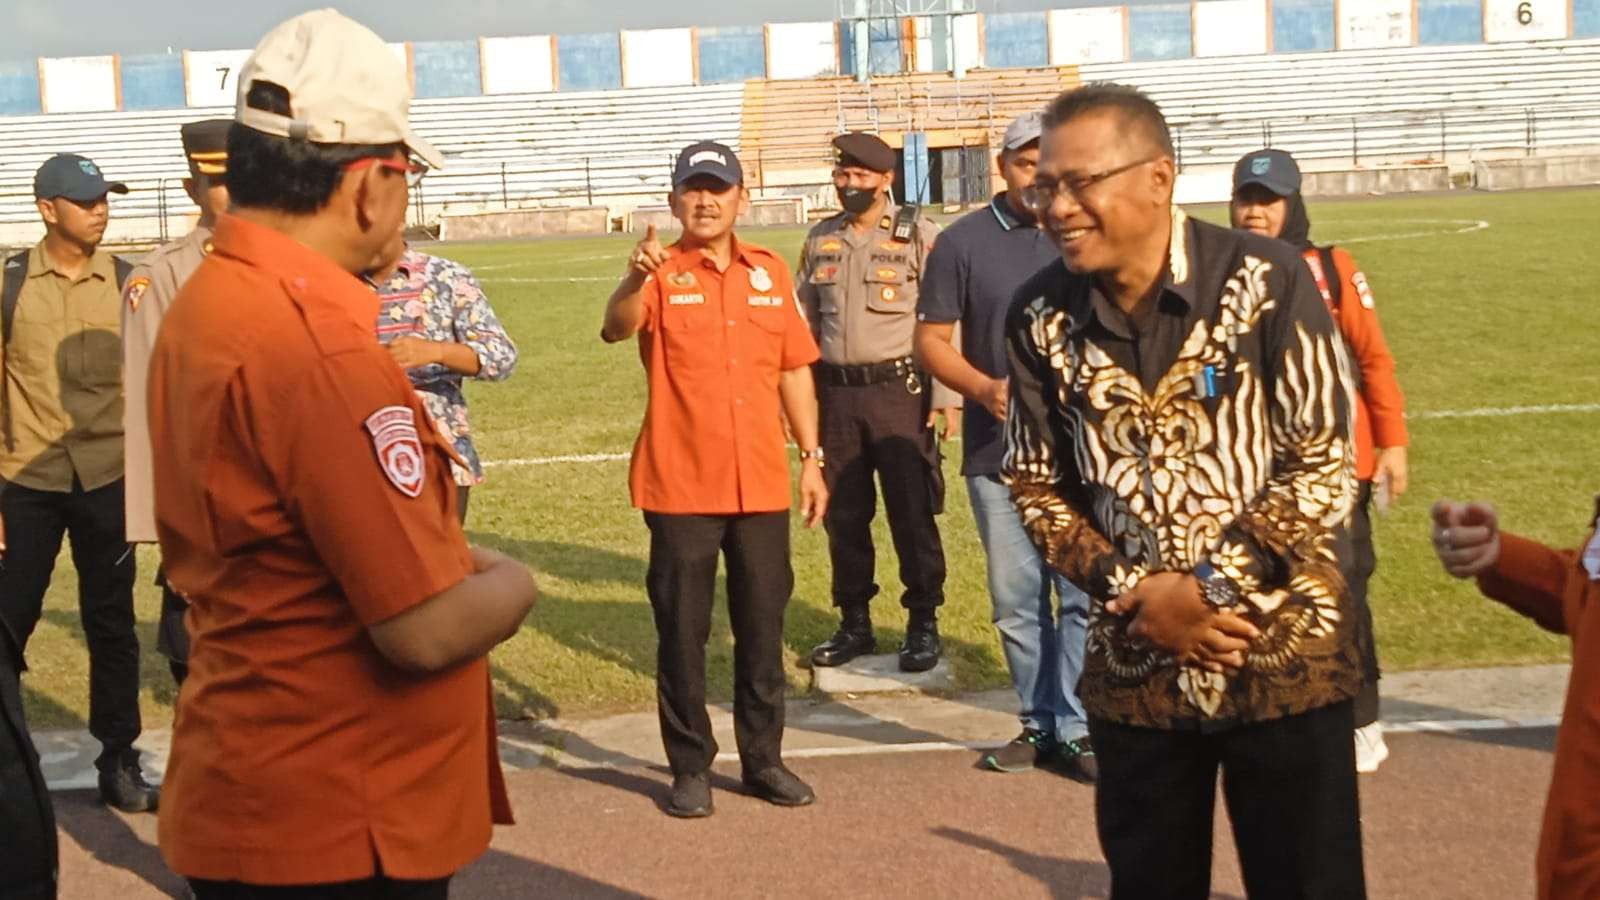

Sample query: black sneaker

[742,764,816,807]
[981,728,1057,773]
[1053,736,1098,783]
[665,772,713,818]
[98,762,159,813]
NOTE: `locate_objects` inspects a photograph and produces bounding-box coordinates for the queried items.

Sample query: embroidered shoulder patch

[124,276,150,312]
[364,406,426,498]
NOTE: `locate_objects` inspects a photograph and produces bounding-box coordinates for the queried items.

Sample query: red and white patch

[124,276,150,312]
[364,405,426,498]
[1351,271,1377,309]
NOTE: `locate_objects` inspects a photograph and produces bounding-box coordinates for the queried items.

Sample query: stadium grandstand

[1,0,1598,245]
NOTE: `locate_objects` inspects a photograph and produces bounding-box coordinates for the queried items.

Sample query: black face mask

[839,186,877,214]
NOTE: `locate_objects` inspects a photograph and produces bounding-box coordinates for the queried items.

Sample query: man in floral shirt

[372,245,519,521]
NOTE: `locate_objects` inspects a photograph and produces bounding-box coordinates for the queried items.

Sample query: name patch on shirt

[748,295,784,308]
[364,406,426,499]
[667,294,706,306]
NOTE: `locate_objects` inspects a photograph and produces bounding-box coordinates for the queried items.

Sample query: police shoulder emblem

[749,266,773,292]
[124,276,151,312]
[364,405,426,498]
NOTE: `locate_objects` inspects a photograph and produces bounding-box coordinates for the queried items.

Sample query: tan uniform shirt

[0,242,124,493]
[122,226,212,542]
[797,205,958,407]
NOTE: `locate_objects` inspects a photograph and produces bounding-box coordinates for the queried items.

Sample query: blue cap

[672,141,742,188]
[33,154,128,202]
[1233,148,1301,197]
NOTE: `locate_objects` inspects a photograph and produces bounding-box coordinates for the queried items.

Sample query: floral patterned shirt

[1002,209,1362,729]
[376,250,518,486]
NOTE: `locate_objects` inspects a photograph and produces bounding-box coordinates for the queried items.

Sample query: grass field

[19,187,1600,731]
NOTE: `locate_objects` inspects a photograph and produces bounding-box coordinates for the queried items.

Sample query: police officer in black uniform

[796,132,957,673]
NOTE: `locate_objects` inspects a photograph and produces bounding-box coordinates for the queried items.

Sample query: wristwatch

[1193,561,1242,609]
[800,447,826,467]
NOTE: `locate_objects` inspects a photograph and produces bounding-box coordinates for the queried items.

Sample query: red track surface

[54,727,1553,898]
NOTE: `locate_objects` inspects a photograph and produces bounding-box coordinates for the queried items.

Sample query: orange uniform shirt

[1302,246,1409,480]
[149,214,511,885]
[628,238,820,515]
[1476,505,1600,900]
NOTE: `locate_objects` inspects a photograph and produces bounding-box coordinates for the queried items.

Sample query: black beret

[832,132,896,174]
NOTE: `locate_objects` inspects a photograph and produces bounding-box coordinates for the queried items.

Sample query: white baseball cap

[234,9,443,169]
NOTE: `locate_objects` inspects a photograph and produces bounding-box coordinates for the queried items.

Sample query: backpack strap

[1317,245,1343,312]
[1,251,29,348]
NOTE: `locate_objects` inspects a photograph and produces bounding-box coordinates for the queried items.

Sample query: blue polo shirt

[916,193,1059,476]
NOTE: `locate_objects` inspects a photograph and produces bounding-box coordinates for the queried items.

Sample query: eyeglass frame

[1022,155,1163,211]
[344,153,429,187]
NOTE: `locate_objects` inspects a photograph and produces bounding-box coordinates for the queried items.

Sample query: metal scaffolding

[836,0,978,81]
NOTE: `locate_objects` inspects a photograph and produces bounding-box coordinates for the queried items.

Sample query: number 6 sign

[1484,0,1569,41]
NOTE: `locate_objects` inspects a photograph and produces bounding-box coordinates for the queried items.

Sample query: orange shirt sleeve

[278,346,472,626]
[1334,248,1408,448]
[1475,532,1579,635]
[775,260,821,371]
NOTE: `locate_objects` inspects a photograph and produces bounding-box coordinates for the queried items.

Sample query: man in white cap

[913,111,1097,781]
[147,10,537,898]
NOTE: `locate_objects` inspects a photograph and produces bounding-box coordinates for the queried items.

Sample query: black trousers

[0,632,57,900]
[817,379,946,612]
[0,479,139,772]
[189,875,449,900]
[1348,481,1381,728]
[155,567,190,685]
[1089,701,1366,900]
[644,511,791,776]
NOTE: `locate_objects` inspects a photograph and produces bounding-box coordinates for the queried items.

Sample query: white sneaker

[1354,722,1389,773]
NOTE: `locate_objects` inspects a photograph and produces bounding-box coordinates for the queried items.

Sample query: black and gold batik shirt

[1002,208,1362,729]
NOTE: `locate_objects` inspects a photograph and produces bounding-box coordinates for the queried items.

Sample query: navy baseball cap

[1233,148,1301,197]
[672,141,742,188]
[33,153,129,202]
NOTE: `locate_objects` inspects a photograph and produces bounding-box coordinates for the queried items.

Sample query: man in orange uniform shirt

[602,141,828,818]
[1432,497,1600,899]
[149,11,537,897]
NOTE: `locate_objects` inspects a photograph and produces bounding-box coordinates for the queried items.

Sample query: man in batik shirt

[372,245,518,521]
[1004,83,1365,899]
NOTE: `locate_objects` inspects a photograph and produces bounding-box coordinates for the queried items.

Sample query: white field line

[1330,218,1490,244]
[482,402,1596,470]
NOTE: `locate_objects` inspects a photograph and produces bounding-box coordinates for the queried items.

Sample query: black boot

[899,613,942,673]
[810,607,875,667]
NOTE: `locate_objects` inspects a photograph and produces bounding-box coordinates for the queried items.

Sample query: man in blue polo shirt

[914,111,1096,781]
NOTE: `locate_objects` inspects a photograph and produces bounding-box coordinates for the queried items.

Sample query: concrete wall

[1473,155,1600,190]
[1302,165,1452,195]
[438,206,611,240]
[628,198,807,232]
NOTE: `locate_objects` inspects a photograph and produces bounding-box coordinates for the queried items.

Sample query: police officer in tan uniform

[797,132,957,673]
[122,118,231,685]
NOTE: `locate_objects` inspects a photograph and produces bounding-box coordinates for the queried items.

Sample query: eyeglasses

[345,154,430,187]
[1022,156,1160,212]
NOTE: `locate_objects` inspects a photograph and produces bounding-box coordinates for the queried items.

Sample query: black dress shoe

[742,765,815,807]
[899,618,941,672]
[665,772,713,818]
[99,762,159,813]
[810,609,875,667]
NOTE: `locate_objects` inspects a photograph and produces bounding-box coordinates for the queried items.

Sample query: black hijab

[1277,191,1314,250]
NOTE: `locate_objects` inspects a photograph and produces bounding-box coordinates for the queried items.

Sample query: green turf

[21,188,1595,730]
